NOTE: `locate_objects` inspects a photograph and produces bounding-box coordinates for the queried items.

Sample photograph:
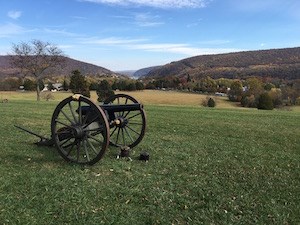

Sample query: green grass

[0,97,300,224]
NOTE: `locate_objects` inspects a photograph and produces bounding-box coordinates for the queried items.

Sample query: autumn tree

[241,77,265,108]
[281,80,300,105]
[245,77,264,97]
[257,93,274,110]
[194,77,217,93]
[228,80,243,102]
[9,40,65,101]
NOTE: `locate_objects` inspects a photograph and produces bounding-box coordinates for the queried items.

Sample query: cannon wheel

[51,95,110,165]
[104,94,146,148]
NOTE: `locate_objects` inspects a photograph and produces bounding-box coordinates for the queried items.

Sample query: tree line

[228,78,300,109]
[144,76,300,109]
[68,70,144,101]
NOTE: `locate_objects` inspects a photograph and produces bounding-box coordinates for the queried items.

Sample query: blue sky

[0,0,300,71]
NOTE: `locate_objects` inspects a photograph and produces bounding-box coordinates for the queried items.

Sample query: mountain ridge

[0,55,122,79]
[133,66,162,78]
[144,47,300,80]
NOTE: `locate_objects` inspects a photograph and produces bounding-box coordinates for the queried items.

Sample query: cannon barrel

[101,103,143,113]
[79,103,143,115]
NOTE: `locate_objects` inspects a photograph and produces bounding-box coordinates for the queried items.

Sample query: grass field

[0,91,300,224]
[0,90,239,108]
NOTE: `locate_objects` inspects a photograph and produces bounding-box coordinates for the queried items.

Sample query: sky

[0,0,300,71]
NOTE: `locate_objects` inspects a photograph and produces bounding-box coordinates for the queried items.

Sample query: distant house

[53,83,63,91]
[42,83,63,92]
[42,85,48,92]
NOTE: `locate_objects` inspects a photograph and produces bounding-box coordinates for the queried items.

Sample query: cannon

[16,94,146,165]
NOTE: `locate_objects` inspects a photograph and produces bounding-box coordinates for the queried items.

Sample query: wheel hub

[116,117,128,128]
[73,126,85,139]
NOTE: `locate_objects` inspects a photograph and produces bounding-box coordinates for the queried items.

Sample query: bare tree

[9,40,65,101]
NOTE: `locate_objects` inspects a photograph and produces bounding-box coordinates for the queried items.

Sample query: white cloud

[80,36,242,56]
[130,43,240,56]
[134,13,164,27]
[80,0,210,8]
[8,10,22,19]
[58,45,74,49]
[111,12,164,27]
[0,23,25,37]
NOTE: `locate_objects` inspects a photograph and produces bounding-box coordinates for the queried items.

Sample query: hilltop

[0,56,122,79]
[144,47,300,80]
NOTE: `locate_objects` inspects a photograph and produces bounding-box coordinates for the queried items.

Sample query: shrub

[42,92,55,101]
[240,95,249,107]
[296,97,300,106]
[0,78,21,91]
[202,97,216,107]
[207,98,216,107]
[257,93,274,110]
[268,89,282,107]
[241,95,257,108]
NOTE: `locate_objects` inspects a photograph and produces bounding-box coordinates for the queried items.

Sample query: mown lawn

[0,93,300,224]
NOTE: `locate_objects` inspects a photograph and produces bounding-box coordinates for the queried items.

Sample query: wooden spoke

[68,102,78,124]
[103,94,146,148]
[51,96,109,165]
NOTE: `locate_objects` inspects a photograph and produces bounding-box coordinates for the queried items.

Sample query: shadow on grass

[3,145,63,166]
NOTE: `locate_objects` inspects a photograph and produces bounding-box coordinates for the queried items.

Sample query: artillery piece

[16,94,146,165]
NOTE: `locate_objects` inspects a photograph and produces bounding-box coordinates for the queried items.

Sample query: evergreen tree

[47,82,54,91]
[135,81,144,90]
[96,80,115,102]
[62,78,69,91]
[126,82,136,91]
[23,79,35,91]
[69,70,90,97]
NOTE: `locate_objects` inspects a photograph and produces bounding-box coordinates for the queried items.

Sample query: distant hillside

[116,70,136,77]
[133,66,162,78]
[0,56,122,78]
[145,47,300,80]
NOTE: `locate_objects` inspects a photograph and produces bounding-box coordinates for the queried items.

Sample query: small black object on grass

[117,146,131,159]
[139,152,150,161]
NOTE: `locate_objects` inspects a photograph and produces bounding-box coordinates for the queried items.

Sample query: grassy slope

[0,92,300,224]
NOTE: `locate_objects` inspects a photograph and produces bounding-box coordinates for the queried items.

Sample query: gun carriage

[16,94,146,165]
